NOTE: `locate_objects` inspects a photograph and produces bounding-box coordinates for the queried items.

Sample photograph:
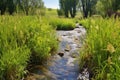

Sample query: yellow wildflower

[107,57,113,65]
[107,43,115,53]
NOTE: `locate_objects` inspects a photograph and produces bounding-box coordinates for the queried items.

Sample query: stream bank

[25,24,87,80]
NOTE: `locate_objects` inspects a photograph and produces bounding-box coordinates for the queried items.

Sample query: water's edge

[25,24,87,80]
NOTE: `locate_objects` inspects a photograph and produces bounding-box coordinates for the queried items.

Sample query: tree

[95,0,120,17]
[29,0,45,15]
[80,0,98,18]
[0,0,7,15]
[19,0,45,15]
[0,0,16,15]
[0,0,45,15]
[20,0,30,15]
[7,0,16,15]
[70,0,78,18]
[59,0,78,18]
[59,0,69,17]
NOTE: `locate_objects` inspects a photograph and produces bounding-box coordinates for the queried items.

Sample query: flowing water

[25,24,86,80]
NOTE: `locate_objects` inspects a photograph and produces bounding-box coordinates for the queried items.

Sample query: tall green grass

[79,18,120,80]
[0,16,58,80]
[49,17,76,30]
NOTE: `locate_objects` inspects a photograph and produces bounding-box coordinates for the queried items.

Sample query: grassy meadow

[0,8,120,80]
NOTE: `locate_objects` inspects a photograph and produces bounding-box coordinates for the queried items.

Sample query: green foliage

[27,23,58,63]
[78,0,120,17]
[57,9,64,17]
[95,0,120,17]
[0,47,30,80]
[0,0,16,15]
[80,0,98,18]
[95,0,113,16]
[59,0,78,18]
[20,0,45,15]
[0,16,58,80]
[79,18,91,29]
[49,18,75,30]
[95,0,105,16]
[79,18,120,80]
[0,0,45,15]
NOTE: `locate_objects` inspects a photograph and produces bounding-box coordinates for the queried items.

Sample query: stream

[25,24,87,80]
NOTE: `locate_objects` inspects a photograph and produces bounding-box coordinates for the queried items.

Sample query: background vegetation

[58,0,79,18]
[58,0,120,18]
[0,0,45,15]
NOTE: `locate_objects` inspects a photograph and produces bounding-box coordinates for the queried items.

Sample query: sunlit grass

[79,18,120,80]
[0,16,58,80]
[45,9,58,17]
[48,17,76,30]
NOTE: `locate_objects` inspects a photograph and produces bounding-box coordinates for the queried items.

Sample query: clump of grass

[27,23,58,64]
[0,16,58,80]
[79,18,120,80]
[79,18,92,30]
[49,18,75,30]
[0,46,30,80]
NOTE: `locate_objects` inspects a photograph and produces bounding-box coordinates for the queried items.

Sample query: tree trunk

[65,9,69,17]
[84,11,88,18]
[70,8,73,18]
